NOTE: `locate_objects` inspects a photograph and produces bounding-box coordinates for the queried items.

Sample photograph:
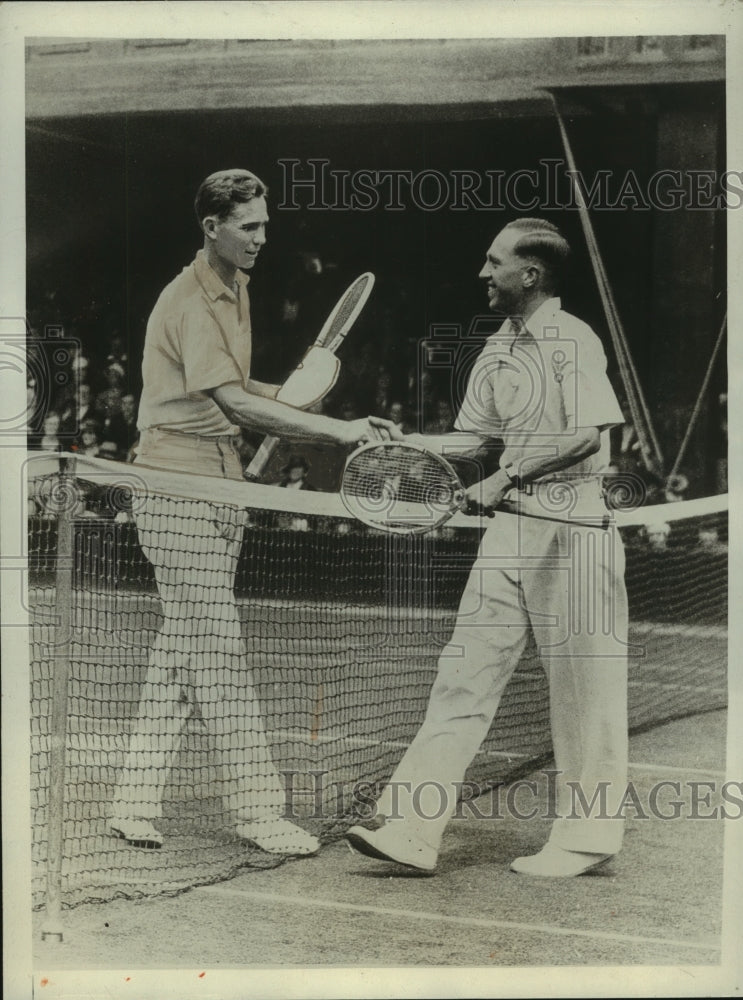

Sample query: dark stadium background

[26,66,726,493]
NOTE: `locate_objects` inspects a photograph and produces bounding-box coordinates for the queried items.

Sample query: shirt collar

[522,296,561,337]
[194,249,251,302]
[491,296,561,350]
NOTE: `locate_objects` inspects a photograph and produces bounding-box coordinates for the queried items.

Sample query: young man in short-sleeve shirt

[111,170,397,855]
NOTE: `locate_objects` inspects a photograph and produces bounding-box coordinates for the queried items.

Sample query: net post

[40,456,75,943]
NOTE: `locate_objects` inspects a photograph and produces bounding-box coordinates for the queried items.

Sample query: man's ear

[522,263,540,289]
[202,216,218,240]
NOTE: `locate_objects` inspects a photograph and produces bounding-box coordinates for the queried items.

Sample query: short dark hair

[503,218,571,292]
[283,455,310,473]
[194,169,268,230]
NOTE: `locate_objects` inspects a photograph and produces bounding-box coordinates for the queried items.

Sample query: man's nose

[478,263,489,279]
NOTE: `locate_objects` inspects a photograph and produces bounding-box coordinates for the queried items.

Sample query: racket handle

[245,435,280,479]
[498,499,612,531]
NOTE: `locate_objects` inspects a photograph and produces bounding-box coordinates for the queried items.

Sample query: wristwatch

[503,462,526,492]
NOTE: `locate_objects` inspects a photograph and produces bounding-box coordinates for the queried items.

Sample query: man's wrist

[492,467,514,492]
[501,461,527,492]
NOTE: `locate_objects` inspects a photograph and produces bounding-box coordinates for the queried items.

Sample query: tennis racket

[340,440,612,535]
[245,271,375,480]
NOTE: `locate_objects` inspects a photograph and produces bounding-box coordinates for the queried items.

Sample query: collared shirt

[138,250,253,436]
[455,297,624,480]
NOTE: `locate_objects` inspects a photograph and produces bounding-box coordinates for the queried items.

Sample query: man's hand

[403,432,426,448]
[463,469,512,516]
[341,416,404,448]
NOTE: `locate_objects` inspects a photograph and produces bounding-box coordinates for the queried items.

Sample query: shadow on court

[34,710,727,970]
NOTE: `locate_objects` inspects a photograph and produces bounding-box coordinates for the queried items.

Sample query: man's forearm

[500,428,601,485]
[211,384,347,444]
[463,428,602,513]
[245,378,280,400]
[415,431,492,459]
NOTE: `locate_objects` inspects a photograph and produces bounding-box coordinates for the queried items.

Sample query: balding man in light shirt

[347,218,629,877]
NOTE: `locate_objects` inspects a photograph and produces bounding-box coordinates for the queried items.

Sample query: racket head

[246,273,374,481]
[315,272,375,351]
[340,440,466,535]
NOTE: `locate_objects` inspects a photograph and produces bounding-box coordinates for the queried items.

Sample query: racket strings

[344,446,462,515]
[321,274,373,349]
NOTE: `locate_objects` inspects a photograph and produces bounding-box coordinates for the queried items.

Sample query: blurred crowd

[25,250,461,483]
[27,330,138,462]
[26,249,726,541]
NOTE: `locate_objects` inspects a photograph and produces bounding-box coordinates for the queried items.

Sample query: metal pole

[668,313,727,481]
[40,456,76,942]
[547,90,665,481]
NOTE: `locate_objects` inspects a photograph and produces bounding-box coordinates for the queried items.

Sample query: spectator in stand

[105,392,139,459]
[386,401,411,435]
[274,456,315,532]
[59,382,94,439]
[373,369,393,416]
[65,340,91,388]
[424,397,455,434]
[51,340,90,417]
[275,455,315,491]
[36,411,62,452]
[339,400,361,422]
[96,385,124,438]
[76,418,102,457]
[105,333,129,373]
[95,362,126,416]
[407,365,436,431]
[387,402,415,434]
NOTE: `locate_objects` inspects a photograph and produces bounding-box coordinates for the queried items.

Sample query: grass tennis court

[30,589,727,909]
[27,464,729,987]
[33,708,727,973]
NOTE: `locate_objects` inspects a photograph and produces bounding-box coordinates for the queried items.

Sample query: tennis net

[28,452,727,910]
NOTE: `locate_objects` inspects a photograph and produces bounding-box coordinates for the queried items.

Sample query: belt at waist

[139,426,241,444]
[507,474,605,497]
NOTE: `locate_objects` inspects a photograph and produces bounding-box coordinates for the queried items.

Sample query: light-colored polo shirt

[455,297,624,480]
[138,250,252,436]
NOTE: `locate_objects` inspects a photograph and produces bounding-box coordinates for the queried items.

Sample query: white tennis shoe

[109,818,164,849]
[345,823,437,872]
[236,817,320,856]
[510,843,613,877]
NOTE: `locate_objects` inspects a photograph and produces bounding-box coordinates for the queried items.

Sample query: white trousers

[376,508,629,856]
[112,432,285,823]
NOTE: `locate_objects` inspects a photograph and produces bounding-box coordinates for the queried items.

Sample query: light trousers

[112,429,285,823]
[376,507,629,856]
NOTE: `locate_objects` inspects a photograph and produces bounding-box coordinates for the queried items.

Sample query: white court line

[33,589,728,641]
[196,884,720,953]
[627,762,726,778]
[272,729,728,777]
[57,726,729,779]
